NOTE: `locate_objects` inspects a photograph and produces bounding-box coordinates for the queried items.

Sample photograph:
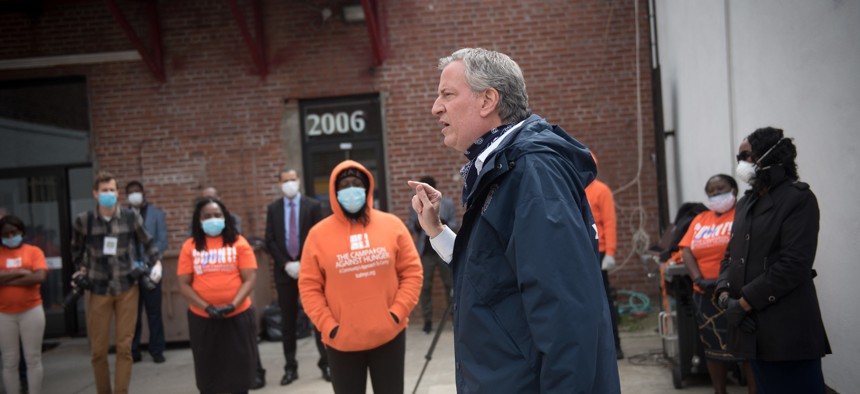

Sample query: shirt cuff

[429,225,456,264]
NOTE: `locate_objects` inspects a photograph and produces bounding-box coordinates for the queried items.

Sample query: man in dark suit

[408,176,458,334]
[265,168,330,385]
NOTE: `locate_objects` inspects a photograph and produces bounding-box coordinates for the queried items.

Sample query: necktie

[288,201,299,260]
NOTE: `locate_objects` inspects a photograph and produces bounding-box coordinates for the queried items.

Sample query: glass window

[0,77,90,169]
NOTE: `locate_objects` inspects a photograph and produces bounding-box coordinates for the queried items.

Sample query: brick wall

[1,0,661,311]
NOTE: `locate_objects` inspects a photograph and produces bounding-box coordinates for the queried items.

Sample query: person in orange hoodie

[298,160,422,394]
[584,152,623,359]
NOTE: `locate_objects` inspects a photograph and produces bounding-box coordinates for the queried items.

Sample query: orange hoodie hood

[329,160,374,222]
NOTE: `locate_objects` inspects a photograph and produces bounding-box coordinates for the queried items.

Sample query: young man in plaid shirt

[70,171,163,394]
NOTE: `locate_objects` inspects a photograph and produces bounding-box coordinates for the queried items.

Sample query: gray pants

[420,252,453,323]
[0,304,45,394]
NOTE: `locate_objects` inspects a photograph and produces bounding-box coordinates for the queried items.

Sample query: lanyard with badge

[103,237,118,255]
[102,215,118,256]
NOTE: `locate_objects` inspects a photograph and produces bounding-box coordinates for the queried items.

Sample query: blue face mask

[201,218,226,237]
[98,192,117,208]
[2,234,23,248]
[337,187,367,214]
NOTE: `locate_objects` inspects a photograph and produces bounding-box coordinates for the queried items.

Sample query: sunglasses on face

[736,151,753,162]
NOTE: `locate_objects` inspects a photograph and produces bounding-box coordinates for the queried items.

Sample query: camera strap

[127,209,144,265]
[72,211,96,272]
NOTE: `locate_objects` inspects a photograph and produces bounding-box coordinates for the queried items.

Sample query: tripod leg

[412,300,455,394]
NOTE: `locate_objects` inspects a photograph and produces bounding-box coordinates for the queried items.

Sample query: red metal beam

[147,1,163,69]
[103,0,166,82]
[226,0,268,79]
[360,0,387,66]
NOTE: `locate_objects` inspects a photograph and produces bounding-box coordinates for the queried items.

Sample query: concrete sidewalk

[8,322,749,394]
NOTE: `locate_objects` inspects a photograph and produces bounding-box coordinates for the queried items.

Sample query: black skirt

[187,307,258,393]
[693,290,742,361]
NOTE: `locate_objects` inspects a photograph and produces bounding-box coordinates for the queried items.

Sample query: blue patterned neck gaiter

[460,123,515,206]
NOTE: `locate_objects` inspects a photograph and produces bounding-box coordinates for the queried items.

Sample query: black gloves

[718,292,730,309]
[694,277,716,291]
[205,305,221,319]
[724,298,756,333]
[216,304,236,316]
[724,298,744,325]
[205,304,236,319]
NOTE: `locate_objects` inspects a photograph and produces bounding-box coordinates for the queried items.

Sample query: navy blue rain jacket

[451,115,621,393]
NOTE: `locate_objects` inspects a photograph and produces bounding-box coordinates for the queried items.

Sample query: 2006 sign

[305,110,366,136]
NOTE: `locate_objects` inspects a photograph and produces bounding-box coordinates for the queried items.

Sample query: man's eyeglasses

[736,151,752,162]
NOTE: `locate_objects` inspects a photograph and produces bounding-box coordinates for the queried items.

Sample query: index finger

[408,180,433,202]
[408,180,441,201]
[407,180,424,191]
[413,184,434,208]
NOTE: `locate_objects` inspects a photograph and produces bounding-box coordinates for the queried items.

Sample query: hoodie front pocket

[333,296,396,351]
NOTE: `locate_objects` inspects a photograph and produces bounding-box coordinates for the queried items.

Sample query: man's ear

[479,88,500,118]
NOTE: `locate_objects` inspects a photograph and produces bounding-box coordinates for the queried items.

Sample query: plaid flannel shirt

[71,208,162,296]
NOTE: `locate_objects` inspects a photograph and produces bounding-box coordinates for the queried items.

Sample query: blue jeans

[132,281,165,357]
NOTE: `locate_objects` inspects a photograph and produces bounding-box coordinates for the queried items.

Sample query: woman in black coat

[715,127,830,394]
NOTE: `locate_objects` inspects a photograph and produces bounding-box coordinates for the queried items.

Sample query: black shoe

[152,354,166,363]
[280,369,298,386]
[423,321,432,334]
[321,366,332,382]
[132,354,142,363]
[616,348,624,360]
[251,370,266,390]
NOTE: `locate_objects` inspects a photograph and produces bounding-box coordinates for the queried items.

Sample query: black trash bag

[261,302,283,341]
[296,304,312,339]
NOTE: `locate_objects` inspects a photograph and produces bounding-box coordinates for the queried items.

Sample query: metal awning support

[227,0,268,80]
[360,0,387,66]
[104,0,166,82]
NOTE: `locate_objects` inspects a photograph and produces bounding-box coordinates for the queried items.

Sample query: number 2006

[306,110,366,136]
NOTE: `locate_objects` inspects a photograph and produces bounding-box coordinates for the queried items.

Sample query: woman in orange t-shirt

[679,175,755,394]
[0,215,47,394]
[177,198,258,394]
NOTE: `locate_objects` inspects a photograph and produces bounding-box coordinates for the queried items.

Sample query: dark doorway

[300,94,388,212]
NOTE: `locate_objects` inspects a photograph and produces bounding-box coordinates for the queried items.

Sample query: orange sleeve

[389,220,423,321]
[678,214,701,249]
[235,236,258,270]
[29,246,47,271]
[298,227,339,338]
[177,239,194,276]
[586,181,617,255]
[600,187,617,256]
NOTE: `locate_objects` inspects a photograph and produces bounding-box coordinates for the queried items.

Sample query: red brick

[2,0,662,305]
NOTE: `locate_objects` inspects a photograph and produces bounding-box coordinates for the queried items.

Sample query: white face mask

[128,192,144,207]
[704,192,736,214]
[337,187,367,214]
[736,161,757,185]
[281,181,299,198]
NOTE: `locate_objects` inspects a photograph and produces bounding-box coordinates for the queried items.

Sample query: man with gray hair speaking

[409,48,620,393]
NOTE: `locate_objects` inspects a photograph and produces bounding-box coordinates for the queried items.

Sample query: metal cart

[659,263,707,389]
